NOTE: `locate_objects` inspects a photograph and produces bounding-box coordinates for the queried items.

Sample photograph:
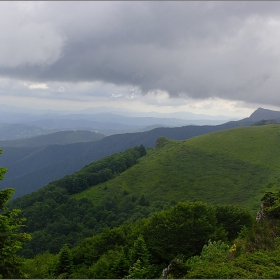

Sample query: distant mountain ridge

[81,106,233,120]
[0,130,104,147]
[0,107,279,198]
[0,123,59,141]
[246,107,280,122]
[0,111,230,139]
[24,113,228,131]
[0,122,249,198]
[0,103,233,121]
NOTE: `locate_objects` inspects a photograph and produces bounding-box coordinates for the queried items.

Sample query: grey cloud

[1,2,280,106]
[0,2,65,68]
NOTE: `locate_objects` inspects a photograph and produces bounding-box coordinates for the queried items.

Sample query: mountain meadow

[3,123,280,278]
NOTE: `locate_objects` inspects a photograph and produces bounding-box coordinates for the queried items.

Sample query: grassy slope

[73,125,280,213]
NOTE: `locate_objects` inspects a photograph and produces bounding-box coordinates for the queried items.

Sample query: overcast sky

[1,2,280,118]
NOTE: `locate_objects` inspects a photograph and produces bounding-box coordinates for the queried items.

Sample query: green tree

[88,249,129,279]
[138,194,150,207]
[110,247,130,278]
[127,235,153,278]
[97,168,113,182]
[214,205,253,241]
[22,251,57,279]
[129,235,150,265]
[54,244,74,278]
[143,201,227,264]
[261,191,280,218]
[125,259,150,279]
[138,144,147,157]
[0,185,31,278]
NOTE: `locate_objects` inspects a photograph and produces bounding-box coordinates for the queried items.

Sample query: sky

[1,2,280,118]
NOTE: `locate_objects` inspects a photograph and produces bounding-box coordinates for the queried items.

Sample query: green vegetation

[9,125,280,258]
[252,119,278,126]
[183,240,280,279]
[75,125,280,212]
[6,124,280,278]
[20,190,280,279]
[21,201,252,278]
[0,116,252,199]
[0,154,31,278]
[181,190,280,279]
[10,145,149,257]
[184,125,280,168]
[59,144,146,194]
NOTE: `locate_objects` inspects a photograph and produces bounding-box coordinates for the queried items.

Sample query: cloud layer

[1,2,280,108]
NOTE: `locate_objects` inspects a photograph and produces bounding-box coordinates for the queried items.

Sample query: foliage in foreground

[182,189,280,279]
[22,190,280,279]
[0,154,31,278]
[22,201,252,279]
[183,235,280,279]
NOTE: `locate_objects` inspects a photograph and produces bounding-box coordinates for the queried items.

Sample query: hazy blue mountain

[246,107,280,122]
[24,113,226,130]
[0,123,59,140]
[0,104,237,139]
[0,130,104,147]
[1,106,278,198]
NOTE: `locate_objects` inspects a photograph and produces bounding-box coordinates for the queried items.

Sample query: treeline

[54,144,146,194]
[21,193,280,279]
[22,201,253,279]
[18,190,154,258]
[9,145,150,258]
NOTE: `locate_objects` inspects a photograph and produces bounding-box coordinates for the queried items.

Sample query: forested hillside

[10,145,148,257]
[9,124,280,259]
[76,125,280,211]
[19,193,280,279]
[3,124,280,278]
[0,118,253,198]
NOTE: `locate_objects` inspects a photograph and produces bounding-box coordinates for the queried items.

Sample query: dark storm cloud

[1,2,280,106]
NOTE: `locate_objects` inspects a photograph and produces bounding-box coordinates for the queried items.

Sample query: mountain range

[4,105,280,279]
[10,119,280,259]
[0,104,234,138]
[0,107,278,198]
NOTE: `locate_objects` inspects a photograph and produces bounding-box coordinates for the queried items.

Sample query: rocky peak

[249,107,280,122]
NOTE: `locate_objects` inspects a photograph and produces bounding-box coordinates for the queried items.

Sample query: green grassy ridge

[184,125,280,168]
[73,125,280,213]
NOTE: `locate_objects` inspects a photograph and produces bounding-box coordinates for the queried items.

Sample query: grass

[73,125,280,214]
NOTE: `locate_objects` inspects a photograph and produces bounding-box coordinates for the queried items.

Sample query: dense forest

[9,145,148,257]
[4,181,280,278]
